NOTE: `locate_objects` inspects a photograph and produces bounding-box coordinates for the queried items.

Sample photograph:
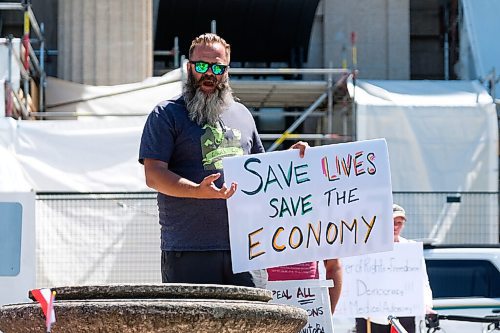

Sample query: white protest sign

[334,242,426,318]
[223,139,393,273]
[267,279,334,333]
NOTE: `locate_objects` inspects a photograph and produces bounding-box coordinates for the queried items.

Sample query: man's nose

[202,73,216,80]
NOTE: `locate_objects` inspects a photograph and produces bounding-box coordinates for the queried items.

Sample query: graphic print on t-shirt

[201,123,243,170]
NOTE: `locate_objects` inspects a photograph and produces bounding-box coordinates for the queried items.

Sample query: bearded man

[139,33,307,286]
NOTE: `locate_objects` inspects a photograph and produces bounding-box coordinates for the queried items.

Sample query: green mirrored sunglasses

[189,61,228,75]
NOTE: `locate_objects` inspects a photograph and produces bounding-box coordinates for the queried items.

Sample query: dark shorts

[161,250,256,287]
[355,317,415,333]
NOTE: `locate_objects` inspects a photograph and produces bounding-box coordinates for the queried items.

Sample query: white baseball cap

[393,203,406,220]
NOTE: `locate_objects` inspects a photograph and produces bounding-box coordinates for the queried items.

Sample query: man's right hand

[197,173,237,199]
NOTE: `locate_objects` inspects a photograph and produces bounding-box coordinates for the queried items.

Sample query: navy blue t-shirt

[139,96,264,251]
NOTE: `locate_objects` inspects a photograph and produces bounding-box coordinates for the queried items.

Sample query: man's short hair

[393,203,406,220]
[189,33,231,62]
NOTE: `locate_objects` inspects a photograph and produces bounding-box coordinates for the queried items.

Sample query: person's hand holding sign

[289,141,309,158]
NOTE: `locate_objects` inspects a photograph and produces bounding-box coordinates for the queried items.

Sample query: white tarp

[352,79,497,192]
[458,0,500,100]
[46,68,183,116]
[350,79,498,244]
[0,116,150,192]
[0,69,185,192]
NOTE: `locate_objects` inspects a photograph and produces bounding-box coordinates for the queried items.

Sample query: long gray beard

[184,72,234,126]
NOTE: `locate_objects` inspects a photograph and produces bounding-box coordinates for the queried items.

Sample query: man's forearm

[143,159,236,199]
[145,160,201,197]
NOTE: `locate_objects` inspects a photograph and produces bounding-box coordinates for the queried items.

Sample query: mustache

[200,74,216,82]
[194,74,218,88]
[185,70,231,96]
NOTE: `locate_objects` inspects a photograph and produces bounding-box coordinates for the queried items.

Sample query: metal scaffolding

[229,67,353,151]
[0,0,46,119]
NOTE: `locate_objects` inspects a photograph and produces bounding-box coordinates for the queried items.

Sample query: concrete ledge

[1,284,308,333]
[28,283,273,302]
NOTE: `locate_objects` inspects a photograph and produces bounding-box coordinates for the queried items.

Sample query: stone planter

[0,284,308,332]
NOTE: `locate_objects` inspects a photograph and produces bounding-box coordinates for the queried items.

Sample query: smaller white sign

[334,242,425,318]
[268,279,334,333]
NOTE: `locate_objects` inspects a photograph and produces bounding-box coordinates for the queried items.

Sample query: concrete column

[387,0,410,79]
[323,0,409,79]
[58,0,152,85]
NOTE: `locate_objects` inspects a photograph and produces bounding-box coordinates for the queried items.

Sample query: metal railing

[392,191,499,244]
[36,192,160,287]
[34,191,498,287]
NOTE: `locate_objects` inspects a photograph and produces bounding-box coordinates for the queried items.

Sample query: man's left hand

[289,141,309,158]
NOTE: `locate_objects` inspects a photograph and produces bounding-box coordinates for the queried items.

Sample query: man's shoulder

[151,95,188,120]
[227,100,252,118]
[156,95,185,110]
[230,99,249,110]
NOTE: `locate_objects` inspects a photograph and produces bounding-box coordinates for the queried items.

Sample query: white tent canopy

[45,69,183,116]
[351,79,497,193]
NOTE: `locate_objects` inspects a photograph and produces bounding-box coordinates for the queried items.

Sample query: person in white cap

[393,203,408,243]
[355,203,435,333]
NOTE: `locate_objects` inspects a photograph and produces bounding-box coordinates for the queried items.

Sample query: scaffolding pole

[39,22,45,112]
[261,133,348,141]
[327,64,334,134]
[267,92,327,152]
[22,0,30,113]
[387,316,409,333]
